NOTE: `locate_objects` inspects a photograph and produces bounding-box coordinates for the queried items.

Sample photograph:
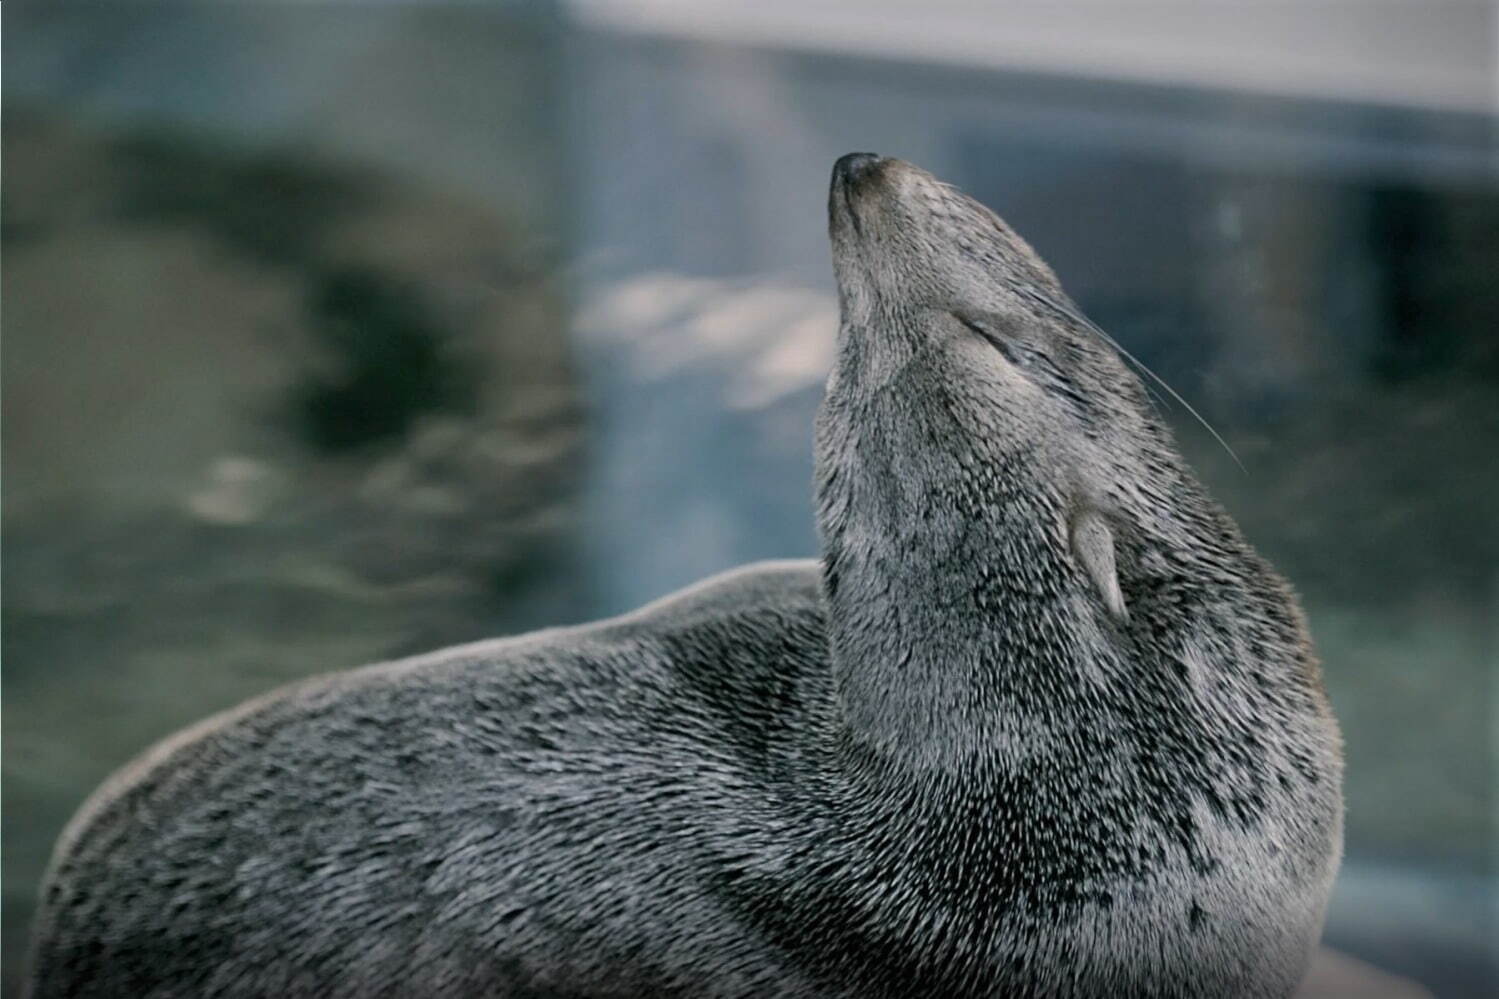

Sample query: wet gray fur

[26,156,1343,998]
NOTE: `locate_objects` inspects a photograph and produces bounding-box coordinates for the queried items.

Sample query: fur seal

[26,154,1343,998]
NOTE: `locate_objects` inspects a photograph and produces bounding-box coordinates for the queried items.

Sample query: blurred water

[4,3,1496,996]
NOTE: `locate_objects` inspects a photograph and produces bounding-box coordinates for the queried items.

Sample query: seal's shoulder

[600,558,823,637]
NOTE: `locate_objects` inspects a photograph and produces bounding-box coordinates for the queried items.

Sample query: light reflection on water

[574,272,834,612]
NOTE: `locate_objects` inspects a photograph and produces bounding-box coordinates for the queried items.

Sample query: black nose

[833,152,885,188]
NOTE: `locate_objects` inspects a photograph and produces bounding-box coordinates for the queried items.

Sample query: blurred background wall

[4,2,1496,995]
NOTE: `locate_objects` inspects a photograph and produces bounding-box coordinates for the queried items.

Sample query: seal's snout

[829,153,893,242]
[832,152,887,191]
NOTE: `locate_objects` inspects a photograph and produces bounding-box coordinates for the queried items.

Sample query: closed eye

[955,314,1027,369]
[955,313,1091,412]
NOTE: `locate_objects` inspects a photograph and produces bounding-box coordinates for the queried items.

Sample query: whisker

[1018,285,1246,474]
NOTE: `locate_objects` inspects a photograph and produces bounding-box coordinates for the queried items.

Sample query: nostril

[832,152,884,188]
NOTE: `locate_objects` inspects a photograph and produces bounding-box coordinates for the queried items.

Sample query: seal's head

[818,153,1204,641]
[815,152,1287,758]
[822,152,1173,523]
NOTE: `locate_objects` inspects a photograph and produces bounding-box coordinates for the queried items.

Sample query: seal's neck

[815,396,1100,770]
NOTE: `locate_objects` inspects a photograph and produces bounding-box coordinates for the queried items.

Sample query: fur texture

[26,155,1342,998]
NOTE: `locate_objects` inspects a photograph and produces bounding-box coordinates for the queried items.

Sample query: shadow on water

[294,266,481,453]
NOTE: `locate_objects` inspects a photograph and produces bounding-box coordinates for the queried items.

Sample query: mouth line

[831,180,864,240]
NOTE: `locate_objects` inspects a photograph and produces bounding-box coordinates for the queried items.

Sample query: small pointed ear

[1071,510,1127,622]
